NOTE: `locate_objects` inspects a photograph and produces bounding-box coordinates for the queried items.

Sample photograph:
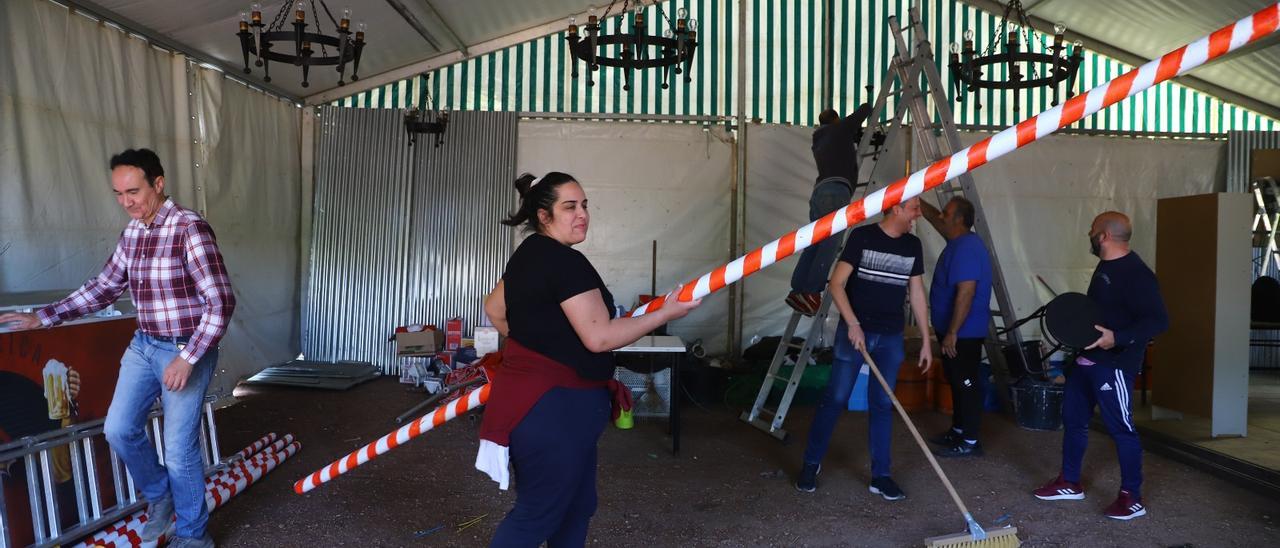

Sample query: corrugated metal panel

[403,112,518,351]
[304,107,517,373]
[1227,131,1280,193]
[333,0,1278,135]
[1251,328,1280,371]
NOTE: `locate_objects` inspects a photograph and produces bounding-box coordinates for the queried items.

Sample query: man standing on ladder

[1034,211,1168,520]
[795,197,933,500]
[919,197,992,458]
[785,103,873,316]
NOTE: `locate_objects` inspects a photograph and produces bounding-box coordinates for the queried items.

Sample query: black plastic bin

[1010,378,1065,431]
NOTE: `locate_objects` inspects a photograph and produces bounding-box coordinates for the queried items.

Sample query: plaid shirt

[37,199,236,364]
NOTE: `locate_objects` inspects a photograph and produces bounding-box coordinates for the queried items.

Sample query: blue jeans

[790,179,853,294]
[803,323,905,479]
[103,332,217,539]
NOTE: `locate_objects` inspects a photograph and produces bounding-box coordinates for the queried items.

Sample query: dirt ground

[207,378,1279,547]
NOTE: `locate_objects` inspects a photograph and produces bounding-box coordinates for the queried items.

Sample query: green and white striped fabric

[335,0,1277,134]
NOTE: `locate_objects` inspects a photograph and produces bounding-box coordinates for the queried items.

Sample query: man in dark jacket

[786,104,873,315]
[1034,211,1169,521]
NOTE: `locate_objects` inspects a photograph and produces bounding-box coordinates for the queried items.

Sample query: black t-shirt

[503,233,617,381]
[837,223,924,334]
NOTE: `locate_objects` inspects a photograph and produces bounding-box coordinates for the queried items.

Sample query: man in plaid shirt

[1,149,235,548]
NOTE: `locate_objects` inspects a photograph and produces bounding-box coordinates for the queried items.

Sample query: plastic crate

[614,367,671,417]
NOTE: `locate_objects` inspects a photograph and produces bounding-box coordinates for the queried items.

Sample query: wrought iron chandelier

[404,74,449,148]
[948,0,1083,115]
[236,1,366,88]
[565,1,699,91]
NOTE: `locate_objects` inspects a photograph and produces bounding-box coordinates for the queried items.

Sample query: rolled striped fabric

[75,437,300,548]
[294,383,490,494]
[628,2,1280,318]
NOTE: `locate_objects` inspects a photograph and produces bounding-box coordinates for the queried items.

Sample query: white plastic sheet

[0,0,196,291]
[196,70,302,395]
[517,120,735,354]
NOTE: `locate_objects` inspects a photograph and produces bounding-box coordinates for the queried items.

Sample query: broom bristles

[925,526,1021,547]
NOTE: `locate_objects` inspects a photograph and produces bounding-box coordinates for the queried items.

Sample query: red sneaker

[1104,490,1147,520]
[1033,474,1085,500]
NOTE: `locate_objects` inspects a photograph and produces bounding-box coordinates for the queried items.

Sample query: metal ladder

[1252,177,1280,277]
[0,397,225,548]
[889,7,1032,377]
[740,6,1030,441]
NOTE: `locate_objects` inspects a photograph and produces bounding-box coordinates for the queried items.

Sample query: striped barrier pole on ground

[229,432,277,461]
[293,383,490,494]
[76,437,300,548]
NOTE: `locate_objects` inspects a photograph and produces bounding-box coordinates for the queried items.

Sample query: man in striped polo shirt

[1,149,235,547]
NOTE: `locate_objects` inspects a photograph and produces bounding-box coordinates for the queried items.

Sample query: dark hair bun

[514,173,537,197]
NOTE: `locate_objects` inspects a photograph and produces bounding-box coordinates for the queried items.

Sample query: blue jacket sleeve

[1112,271,1169,349]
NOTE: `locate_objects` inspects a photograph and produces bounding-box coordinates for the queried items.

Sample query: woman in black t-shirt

[483,172,699,547]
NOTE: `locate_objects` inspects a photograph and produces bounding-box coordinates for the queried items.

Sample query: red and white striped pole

[293,383,490,494]
[629,3,1280,318]
[228,432,277,462]
[76,438,301,548]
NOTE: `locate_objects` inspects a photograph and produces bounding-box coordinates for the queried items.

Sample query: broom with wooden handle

[859,348,1020,547]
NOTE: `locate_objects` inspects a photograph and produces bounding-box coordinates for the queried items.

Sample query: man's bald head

[1089,211,1134,259]
[1092,211,1132,242]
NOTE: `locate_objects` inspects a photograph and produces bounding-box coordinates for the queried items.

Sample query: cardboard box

[395,329,443,356]
[446,317,464,351]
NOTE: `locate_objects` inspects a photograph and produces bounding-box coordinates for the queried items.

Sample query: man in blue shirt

[795,197,933,501]
[786,104,873,315]
[1034,211,1168,521]
[920,197,992,457]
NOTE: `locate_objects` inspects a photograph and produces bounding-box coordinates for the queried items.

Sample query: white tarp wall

[741,120,1224,344]
[195,70,303,394]
[915,133,1224,341]
[0,0,302,396]
[517,121,735,354]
